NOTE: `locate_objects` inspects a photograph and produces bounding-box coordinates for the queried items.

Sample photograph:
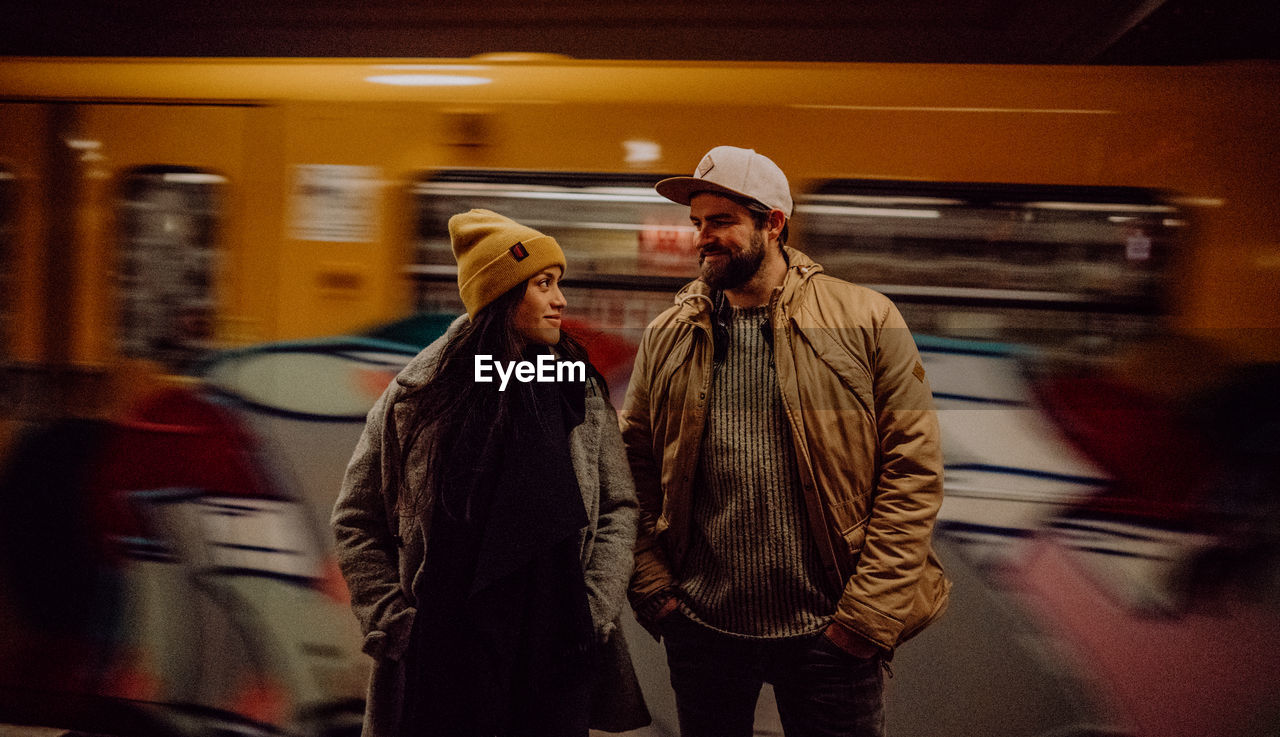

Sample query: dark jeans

[662,612,884,737]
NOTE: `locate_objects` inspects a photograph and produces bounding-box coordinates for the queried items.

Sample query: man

[623,146,950,737]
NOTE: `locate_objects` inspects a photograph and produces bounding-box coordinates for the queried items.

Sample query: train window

[0,167,13,363]
[797,181,1181,353]
[411,171,692,332]
[117,167,224,371]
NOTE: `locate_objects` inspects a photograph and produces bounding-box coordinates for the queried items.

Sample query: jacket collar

[779,247,823,306]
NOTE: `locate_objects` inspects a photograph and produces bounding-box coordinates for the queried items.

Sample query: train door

[0,103,54,424]
[0,103,256,418]
[71,104,252,377]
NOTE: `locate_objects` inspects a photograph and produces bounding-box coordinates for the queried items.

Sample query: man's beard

[700,229,767,291]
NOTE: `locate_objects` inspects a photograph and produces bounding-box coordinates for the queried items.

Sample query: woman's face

[513,267,567,346]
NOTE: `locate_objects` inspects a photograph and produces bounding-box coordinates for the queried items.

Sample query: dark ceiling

[3,0,1277,64]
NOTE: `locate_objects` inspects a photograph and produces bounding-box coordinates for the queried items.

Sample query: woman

[332,209,648,737]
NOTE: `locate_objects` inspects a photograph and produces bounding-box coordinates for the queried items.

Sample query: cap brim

[655,176,756,208]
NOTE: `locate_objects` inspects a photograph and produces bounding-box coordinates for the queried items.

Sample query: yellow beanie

[448,209,566,318]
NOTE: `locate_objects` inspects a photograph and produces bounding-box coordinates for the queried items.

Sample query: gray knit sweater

[677,305,837,638]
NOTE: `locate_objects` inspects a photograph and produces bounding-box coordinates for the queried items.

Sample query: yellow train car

[1,57,1277,407]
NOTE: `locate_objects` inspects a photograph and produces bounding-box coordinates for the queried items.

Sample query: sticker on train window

[290,164,380,243]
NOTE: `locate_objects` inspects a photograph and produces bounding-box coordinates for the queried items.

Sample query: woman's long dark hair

[395,279,603,522]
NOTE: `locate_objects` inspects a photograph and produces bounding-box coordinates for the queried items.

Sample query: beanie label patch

[509,242,529,261]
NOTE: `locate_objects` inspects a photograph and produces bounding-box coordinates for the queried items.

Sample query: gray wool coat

[331,317,649,737]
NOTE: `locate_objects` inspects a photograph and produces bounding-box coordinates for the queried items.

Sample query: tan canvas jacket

[622,247,950,653]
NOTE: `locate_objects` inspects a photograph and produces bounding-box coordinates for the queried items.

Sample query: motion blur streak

[0,57,1276,737]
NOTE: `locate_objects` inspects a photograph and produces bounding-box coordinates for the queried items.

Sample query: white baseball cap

[655,146,793,217]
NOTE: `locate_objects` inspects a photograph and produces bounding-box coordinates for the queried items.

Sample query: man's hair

[717,190,790,247]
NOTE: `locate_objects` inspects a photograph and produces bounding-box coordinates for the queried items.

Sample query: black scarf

[402,356,593,737]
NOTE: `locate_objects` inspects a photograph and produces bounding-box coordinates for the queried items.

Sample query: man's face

[689,193,768,291]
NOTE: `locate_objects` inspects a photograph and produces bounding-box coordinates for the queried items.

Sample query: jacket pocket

[363,604,418,661]
[841,516,869,556]
[828,499,870,555]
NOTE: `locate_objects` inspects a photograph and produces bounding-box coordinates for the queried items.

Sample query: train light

[363,74,491,87]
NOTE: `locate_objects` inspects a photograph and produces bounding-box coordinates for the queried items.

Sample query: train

[1,56,1278,737]
[1,58,1277,378]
